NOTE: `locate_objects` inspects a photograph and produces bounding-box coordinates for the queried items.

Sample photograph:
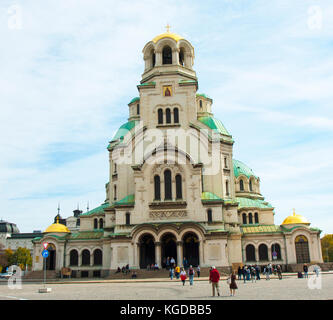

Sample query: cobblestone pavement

[0,274,331,300]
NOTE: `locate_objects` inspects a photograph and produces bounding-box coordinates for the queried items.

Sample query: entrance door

[161,233,177,267]
[139,234,155,269]
[295,235,310,264]
[183,233,199,267]
[45,243,56,270]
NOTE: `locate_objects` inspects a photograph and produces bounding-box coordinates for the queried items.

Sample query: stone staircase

[23,270,58,281]
[105,267,229,280]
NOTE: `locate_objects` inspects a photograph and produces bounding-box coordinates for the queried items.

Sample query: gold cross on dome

[165,24,171,33]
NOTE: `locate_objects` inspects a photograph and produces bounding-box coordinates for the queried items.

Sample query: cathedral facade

[32,31,323,277]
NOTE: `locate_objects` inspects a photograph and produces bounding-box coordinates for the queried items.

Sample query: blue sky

[0,0,332,234]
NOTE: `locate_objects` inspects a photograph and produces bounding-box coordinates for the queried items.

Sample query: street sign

[42,242,48,249]
[42,250,49,258]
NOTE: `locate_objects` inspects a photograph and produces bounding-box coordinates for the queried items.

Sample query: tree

[321,234,333,262]
[13,247,32,270]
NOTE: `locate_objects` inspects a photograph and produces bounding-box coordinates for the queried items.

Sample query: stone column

[155,52,162,66]
[255,247,259,262]
[155,242,161,266]
[172,48,179,65]
[199,241,204,266]
[177,241,183,266]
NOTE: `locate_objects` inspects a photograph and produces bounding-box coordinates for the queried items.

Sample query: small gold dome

[44,219,70,233]
[282,209,310,225]
[152,32,183,43]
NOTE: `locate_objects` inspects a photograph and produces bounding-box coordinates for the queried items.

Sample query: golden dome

[44,219,70,233]
[152,31,183,43]
[282,209,310,225]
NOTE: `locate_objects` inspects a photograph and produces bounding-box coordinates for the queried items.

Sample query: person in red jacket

[209,266,220,297]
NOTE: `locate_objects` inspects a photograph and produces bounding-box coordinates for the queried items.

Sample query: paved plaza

[0,273,332,300]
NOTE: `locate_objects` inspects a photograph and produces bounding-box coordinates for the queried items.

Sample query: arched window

[158,108,163,124]
[69,250,78,266]
[82,249,90,266]
[93,249,102,265]
[164,169,172,200]
[226,180,229,196]
[254,212,259,224]
[259,244,268,261]
[207,209,212,223]
[179,48,184,66]
[199,100,202,109]
[174,108,179,123]
[137,104,140,115]
[175,174,182,199]
[242,213,247,225]
[248,212,253,224]
[99,218,103,229]
[94,218,98,229]
[114,185,117,201]
[154,175,161,200]
[125,212,130,225]
[114,163,117,173]
[151,50,155,67]
[249,179,253,192]
[239,179,244,191]
[246,245,256,262]
[162,46,172,64]
[166,108,171,124]
[271,243,281,260]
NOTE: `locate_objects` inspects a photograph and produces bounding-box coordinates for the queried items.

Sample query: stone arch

[138,232,156,269]
[246,244,256,262]
[158,228,180,242]
[258,243,269,261]
[131,226,158,244]
[182,231,200,267]
[69,249,79,266]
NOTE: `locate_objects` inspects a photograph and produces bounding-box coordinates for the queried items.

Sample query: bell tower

[141,27,196,83]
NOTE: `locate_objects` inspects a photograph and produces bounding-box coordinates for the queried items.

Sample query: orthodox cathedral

[31,30,323,277]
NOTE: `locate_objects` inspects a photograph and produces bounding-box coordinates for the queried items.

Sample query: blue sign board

[42,250,49,258]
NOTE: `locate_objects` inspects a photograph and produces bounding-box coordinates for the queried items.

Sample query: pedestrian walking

[170,257,175,268]
[237,266,242,280]
[228,271,238,296]
[255,265,260,280]
[264,265,270,280]
[209,266,220,297]
[250,266,256,283]
[166,257,170,270]
[169,267,174,280]
[246,266,251,281]
[303,264,308,278]
[242,266,247,283]
[175,265,180,279]
[196,266,201,278]
[180,268,187,286]
[188,265,195,285]
[277,264,282,280]
[314,265,320,277]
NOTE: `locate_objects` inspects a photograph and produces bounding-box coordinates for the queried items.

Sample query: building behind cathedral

[26,30,323,277]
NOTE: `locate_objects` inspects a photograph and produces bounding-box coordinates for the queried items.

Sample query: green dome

[233,159,257,179]
[129,97,140,104]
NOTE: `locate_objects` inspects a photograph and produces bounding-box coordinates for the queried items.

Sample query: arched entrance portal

[45,243,56,270]
[183,232,199,267]
[139,234,155,269]
[161,233,177,267]
[295,235,310,264]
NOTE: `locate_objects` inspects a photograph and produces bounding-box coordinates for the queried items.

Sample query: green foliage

[321,234,333,262]
[4,247,32,268]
